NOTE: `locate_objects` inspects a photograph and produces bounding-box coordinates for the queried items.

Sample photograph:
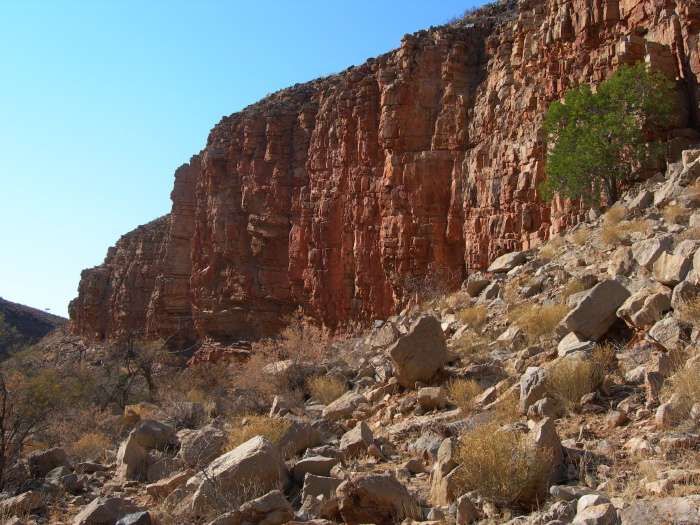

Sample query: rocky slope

[69,0,700,343]
[0,297,67,357]
[16,146,700,525]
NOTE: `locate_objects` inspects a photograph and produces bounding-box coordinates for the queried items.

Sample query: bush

[458,304,489,333]
[599,218,648,245]
[447,378,482,413]
[663,203,688,224]
[452,335,491,365]
[454,423,552,508]
[508,302,568,342]
[545,345,614,413]
[225,416,291,452]
[541,62,678,205]
[561,278,590,300]
[72,432,112,463]
[306,376,347,405]
[539,236,565,259]
[671,360,700,414]
[677,296,700,329]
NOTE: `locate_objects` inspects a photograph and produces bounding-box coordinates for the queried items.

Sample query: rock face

[69,0,700,343]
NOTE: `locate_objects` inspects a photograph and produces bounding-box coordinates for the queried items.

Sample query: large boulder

[278,418,322,460]
[72,497,140,525]
[25,447,69,478]
[291,456,340,484]
[653,252,692,286]
[322,391,366,421]
[178,426,227,468]
[336,472,421,525]
[487,251,526,272]
[520,367,548,415]
[561,279,630,341]
[115,420,176,481]
[621,497,699,524]
[340,421,373,458]
[388,316,448,389]
[187,436,290,515]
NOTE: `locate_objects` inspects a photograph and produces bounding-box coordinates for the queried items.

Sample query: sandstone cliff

[69,0,700,343]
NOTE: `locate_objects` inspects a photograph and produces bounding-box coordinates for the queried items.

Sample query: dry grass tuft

[599,218,648,245]
[454,423,553,508]
[539,236,566,259]
[545,345,614,413]
[671,360,700,415]
[663,203,688,224]
[452,335,491,365]
[566,229,589,246]
[508,302,568,342]
[561,278,590,300]
[225,416,291,452]
[306,375,348,405]
[447,378,482,413]
[676,296,700,329]
[604,204,628,224]
[72,431,112,463]
[458,304,489,333]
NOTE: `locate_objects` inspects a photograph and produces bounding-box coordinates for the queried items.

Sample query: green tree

[540,62,678,205]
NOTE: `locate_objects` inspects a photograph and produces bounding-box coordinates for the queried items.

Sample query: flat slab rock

[621,496,700,524]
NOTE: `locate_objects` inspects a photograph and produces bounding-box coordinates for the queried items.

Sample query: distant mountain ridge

[0,297,67,353]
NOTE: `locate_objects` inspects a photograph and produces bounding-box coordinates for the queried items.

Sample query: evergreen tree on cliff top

[540,62,678,205]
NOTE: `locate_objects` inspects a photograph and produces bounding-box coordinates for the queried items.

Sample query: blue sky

[0,0,483,317]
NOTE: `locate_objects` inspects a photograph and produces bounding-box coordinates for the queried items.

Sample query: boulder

[115,512,152,525]
[621,497,699,524]
[617,284,672,328]
[340,421,373,458]
[188,436,290,515]
[301,474,343,502]
[572,503,618,525]
[520,367,548,414]
[561,279,630,341]
[388,316,448,389]
[278,418,321,460]
[116,419,178,481]
[417,387,447,411]
[488,251,526,272]
[672,280,699,310]
[557,333,596,358]
[365,322,399,349]
[46,465,84,493]
[322,391,366,421]
[25,447,69,478]
[632,237,671,269]
[178,426,227,468]
[456,494,479,524]
[518,417,564,508]
[72,497,140,525]
[146,469,193,500]
[291,456,339,484]
[336,473,421,525]
[653,252,692,286]
[206,490,294,525]
[0,491,44,517]
[648,317,690,350]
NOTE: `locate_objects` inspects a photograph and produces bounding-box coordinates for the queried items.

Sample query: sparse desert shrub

[458,304,489,333]
[508,302,568,342]
[671,360,700,414]
[452,335,491,365]
[72,431,111,463]
[306,375,348,405]
[447,378,482,413]
[677,295,700,329]
[599,218,648,246]
[539,236,565,259]
[566,229,589,246]
[663,203,688,224]
[545,345,613,413]
[454,423,553,508]
[561,278,590,300]
[604,204,628,224]
[225,416,292,452]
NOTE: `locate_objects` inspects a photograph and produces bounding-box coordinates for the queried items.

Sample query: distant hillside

[0,297,68,356]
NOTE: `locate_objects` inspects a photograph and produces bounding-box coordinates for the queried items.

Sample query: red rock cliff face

[70,0,700,343]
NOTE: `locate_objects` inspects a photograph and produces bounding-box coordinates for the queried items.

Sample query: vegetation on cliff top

[540,62,679,205]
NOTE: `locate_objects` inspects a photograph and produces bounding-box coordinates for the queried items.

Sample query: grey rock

[389,316,448,389]
[562,279,631,341]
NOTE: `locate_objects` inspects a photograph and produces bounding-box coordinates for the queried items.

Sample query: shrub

[604,205,628,224]
[447,378,482,413]
[225,416,291,452]
[73,432,111,463]
[561,278,590,300]
[545,345,613,413]
[306,375,348,405]
[452,335,491,365]
[663,203,688,224]
[677,296,700,329]
[539,236,565,259]
[508,302,568,342]
[540,62,678,205]
[671,360,700,414]
[458,304,489,333]
[454,423,553,508]
[566,229,589,246]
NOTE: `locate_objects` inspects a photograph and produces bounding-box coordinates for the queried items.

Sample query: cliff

[69,0,700,343]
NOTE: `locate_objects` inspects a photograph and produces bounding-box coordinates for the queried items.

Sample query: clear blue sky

[0,0,483,317]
